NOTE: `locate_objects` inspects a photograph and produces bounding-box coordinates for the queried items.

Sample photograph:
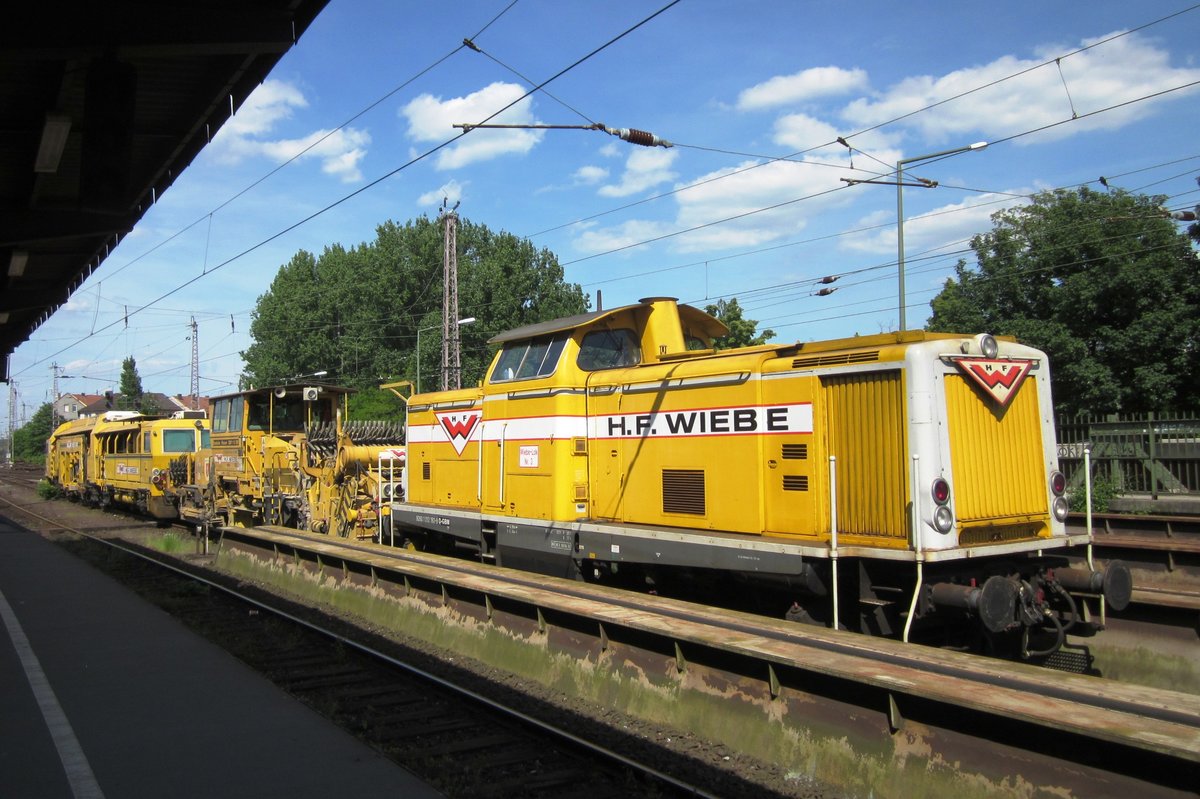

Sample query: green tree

[13,402,54,463]
[347,387,408,422]
[117,356,154,413]
[927,187,1200,416]
[703,298,775,350]
[241,216,588,391]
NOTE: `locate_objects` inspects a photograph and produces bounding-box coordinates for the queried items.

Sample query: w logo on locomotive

[954,358,1035,408]
[436,410,482,455]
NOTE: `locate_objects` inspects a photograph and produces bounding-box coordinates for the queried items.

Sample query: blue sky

[7,0,1199,425]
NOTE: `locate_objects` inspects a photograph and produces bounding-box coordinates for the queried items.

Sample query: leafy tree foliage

[346,387,408,422]
[241,216,589,414]
[703,298,775,350]
[117,356,155,414]
[927,187,1199,416]
[13,402,54,463]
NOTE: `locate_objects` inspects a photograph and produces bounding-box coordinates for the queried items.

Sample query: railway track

[0,483,780,799]
[6,460,1198,638]
[4,464,1200,796]
[208,522,1200,797]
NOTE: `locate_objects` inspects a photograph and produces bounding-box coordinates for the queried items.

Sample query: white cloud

[418,179,467,207]
[842,32,1200,145]
[212,79,370,182]
[257,128,371,182]
[401,82,543,169]
[668,159,829,251]
[223,80,308,137]
[573,219,673,256]
[573,165,609,185]
[843,192,1029,257]
[573,154,862,257]
[771,113,843,150]
[598,148,678,197]
[738,66,869,110]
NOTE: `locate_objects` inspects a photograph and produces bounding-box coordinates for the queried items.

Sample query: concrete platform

[0,514,442,799]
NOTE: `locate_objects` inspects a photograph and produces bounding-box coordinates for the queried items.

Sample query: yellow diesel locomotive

[46,411,209,521]
[388,297,1130,657]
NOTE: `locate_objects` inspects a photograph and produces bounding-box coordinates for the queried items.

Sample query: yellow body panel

[946,373,1050,536]
[46,418,96,493]
[821,370,910,547]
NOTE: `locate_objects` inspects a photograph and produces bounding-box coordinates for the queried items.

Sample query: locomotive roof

[488,299,729,345]
[208,384,355,401]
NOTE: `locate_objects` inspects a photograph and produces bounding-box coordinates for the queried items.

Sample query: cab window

[163,429,197,453]
[273,399,306,432]
[213,398,229,433]
[229,397,244,432]
[490,334,568,383]
[577,328,641,371]
[247,397,269,431]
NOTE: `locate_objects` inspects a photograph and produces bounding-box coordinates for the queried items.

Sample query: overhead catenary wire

[15,0,685,379]
[94,2,527,288]
[37,156,1199,398]
[11,3,1200,400]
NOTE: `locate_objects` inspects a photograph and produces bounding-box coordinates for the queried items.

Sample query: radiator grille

[960,523,1042,546]
[783,475,809,492]
[781,443,808,460]
[662,469,705,515]
[793,351,880,369]
[946,374,1048,528]
[823,370,908,539]
[422,461,431,481]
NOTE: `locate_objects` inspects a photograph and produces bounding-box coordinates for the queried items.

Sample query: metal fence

[1056,412,1200,497]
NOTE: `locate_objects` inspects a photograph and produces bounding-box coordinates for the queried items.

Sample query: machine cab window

[162,429,199,453]
[247,395,306,432]
[211,398,243,434]
[577,328,641,371]
[490,333,569,383]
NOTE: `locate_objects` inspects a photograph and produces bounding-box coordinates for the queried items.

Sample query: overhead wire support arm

[452,122,673,148]
[841,177,938,188]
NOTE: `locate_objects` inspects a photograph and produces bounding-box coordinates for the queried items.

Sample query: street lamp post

[895,141,987,330]
[417,317,476,393]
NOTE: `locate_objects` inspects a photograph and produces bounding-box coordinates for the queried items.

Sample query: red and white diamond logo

[953,358,1034,408]
[436,410,482,455]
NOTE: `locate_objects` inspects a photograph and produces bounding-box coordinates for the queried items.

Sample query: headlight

[1052,496,1069,522]
[933,505,954,534]
[976,333,999,359]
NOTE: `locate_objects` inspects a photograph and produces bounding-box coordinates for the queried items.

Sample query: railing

[1057,412,1199,497]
